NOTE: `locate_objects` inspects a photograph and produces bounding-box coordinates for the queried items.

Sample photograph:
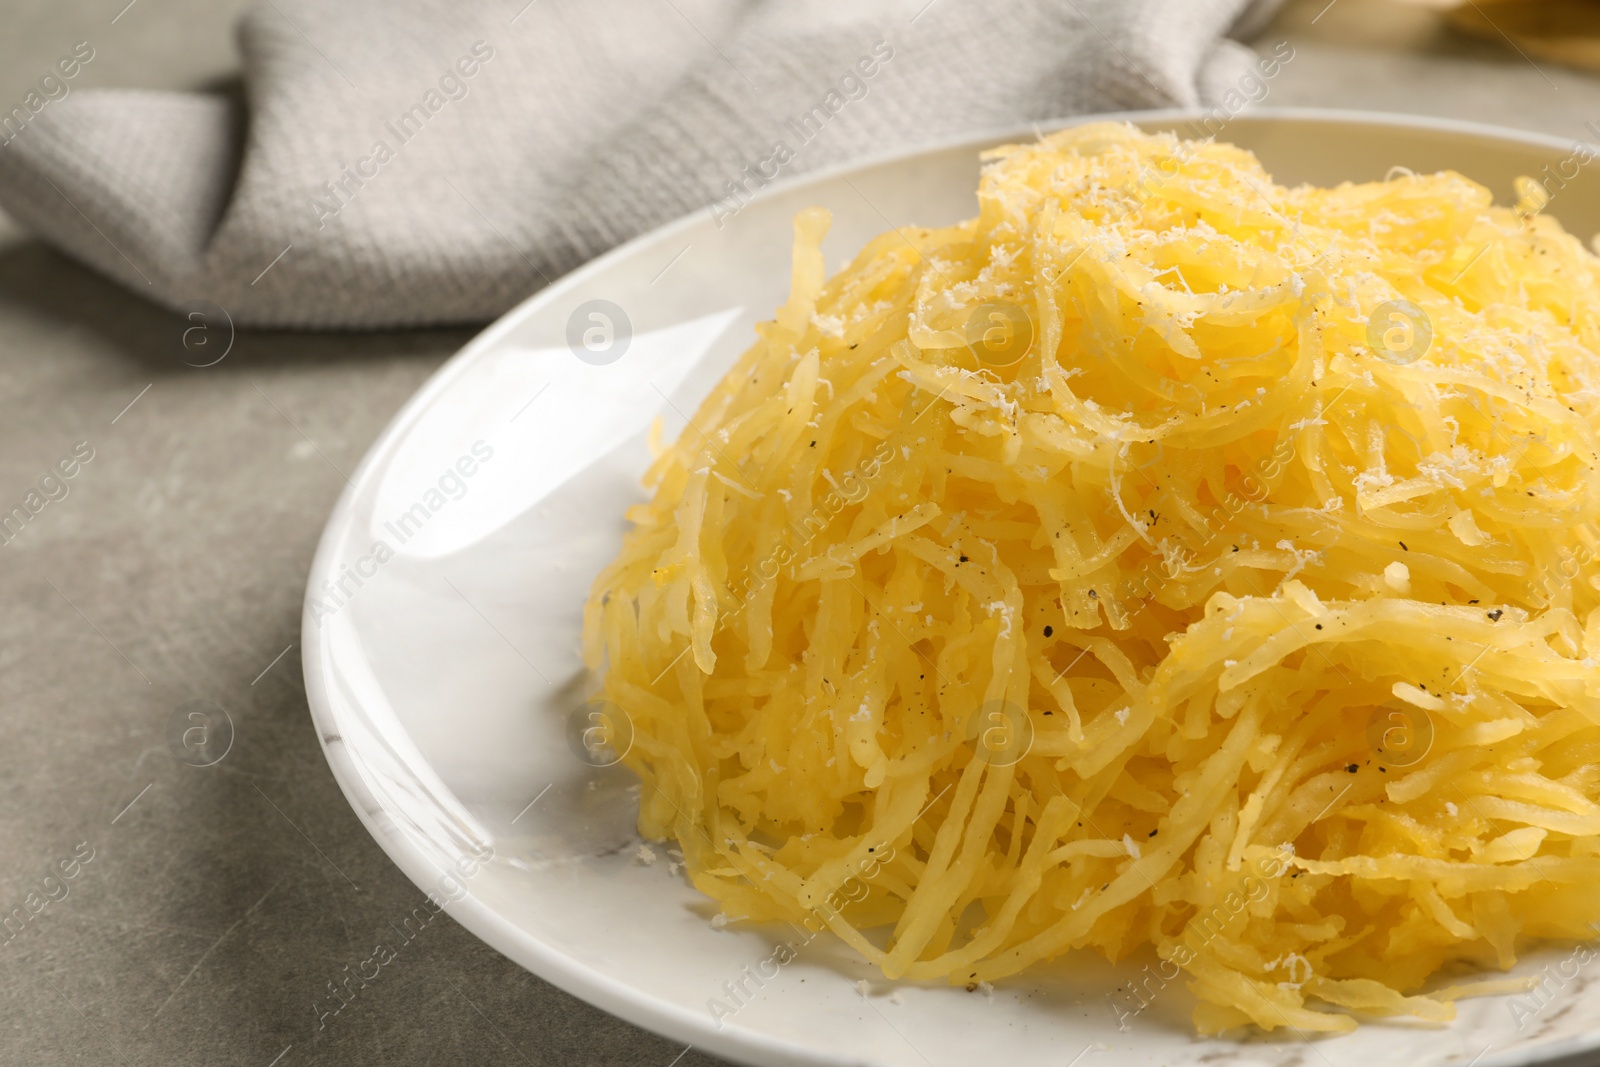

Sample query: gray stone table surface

[3,1,1600,1065]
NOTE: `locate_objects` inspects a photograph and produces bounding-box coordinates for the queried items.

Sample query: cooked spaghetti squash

[582,122,1600,1033]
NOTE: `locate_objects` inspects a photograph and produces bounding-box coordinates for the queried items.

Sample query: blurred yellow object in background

[1396,0,1600,72]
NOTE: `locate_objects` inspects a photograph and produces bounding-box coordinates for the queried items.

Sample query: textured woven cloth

[0,0,1282,328]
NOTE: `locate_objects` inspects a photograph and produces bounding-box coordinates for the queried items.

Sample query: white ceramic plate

[303,109,1600,1067]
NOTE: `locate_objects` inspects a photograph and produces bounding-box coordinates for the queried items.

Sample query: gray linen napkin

[0,0,1283,329]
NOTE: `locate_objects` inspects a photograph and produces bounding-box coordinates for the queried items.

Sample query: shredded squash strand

[582,122,1600,1033]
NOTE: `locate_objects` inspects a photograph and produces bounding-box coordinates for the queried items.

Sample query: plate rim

[301,106,1598,1067]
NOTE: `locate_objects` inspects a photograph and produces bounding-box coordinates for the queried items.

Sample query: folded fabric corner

[0,0,1281,330]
